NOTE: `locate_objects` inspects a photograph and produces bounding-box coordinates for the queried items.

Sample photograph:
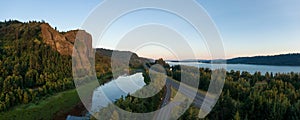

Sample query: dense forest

[180,69,300,120]
[0,20,74,111]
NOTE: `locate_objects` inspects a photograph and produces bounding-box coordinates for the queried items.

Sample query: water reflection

[91,73,145,113]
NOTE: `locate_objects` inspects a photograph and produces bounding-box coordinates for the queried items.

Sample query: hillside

[227,53,300,66]
[0,20,74,111]
[0,20,148,112]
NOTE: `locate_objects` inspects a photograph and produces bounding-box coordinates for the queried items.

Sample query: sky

[1,0,300,59]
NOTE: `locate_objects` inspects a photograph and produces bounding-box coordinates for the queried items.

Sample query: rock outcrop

[40,23,92,56]
[40,23,94,76]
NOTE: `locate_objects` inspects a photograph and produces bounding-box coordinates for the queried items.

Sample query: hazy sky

[1,0,299,59]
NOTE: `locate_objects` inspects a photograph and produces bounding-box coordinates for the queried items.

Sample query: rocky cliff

[39,23,94,77]
[40,23,92,56]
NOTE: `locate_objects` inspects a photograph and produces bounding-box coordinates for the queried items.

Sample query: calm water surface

[168,62,300,74]
[91,73,145,113]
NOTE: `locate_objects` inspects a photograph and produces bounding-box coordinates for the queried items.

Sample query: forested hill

[227,53,300,66]
[0,20,148,112]
[0,20,77,111]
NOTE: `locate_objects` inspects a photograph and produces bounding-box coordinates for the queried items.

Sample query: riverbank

[53,101,88,120]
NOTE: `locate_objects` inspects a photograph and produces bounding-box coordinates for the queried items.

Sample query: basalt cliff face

[40,23,94,74]
[40,23,92,56]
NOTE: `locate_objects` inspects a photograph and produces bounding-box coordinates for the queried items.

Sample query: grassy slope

[0,89,80,120]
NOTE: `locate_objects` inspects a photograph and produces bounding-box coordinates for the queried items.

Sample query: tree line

[175,68,300,119]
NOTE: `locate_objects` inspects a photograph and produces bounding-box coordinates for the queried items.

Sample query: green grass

[0,89,80,120]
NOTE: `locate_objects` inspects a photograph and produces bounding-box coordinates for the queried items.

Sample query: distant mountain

[227,53,300,66]
[167,53,300,66]
[166,59,210,63]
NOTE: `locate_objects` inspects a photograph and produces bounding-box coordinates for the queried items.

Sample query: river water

[167,62,300,74]
[91,73,145,113]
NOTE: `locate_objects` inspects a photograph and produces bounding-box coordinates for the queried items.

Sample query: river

[91,73,145,113]
[167,62,300,74]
